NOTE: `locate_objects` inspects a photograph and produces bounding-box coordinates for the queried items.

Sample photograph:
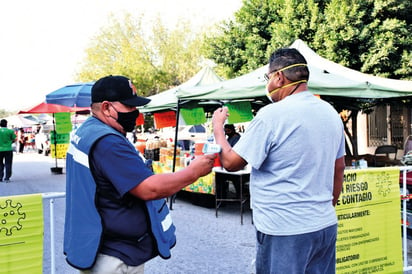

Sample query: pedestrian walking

[18,128,25,153]
[0,119,17,182]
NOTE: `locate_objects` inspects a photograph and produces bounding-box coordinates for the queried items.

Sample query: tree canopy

[75,0,411,99]
[76,14,206,97]
[205,0,412,80]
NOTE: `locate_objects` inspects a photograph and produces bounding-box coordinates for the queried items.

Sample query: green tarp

[139,66,223,113]
[177,39,412,101]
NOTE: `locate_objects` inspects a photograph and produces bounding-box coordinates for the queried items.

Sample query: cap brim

[120,96,151,107]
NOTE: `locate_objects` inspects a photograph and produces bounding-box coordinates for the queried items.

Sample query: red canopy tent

[18,102,89,114]
[18,102,90,173]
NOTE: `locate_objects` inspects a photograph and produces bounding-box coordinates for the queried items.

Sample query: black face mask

[117,109,139,132]
[111,104,139,132]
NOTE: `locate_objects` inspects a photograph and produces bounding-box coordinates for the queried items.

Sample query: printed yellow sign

[0,194,43,274]
[50,143,69,159]
[336,167,402,274]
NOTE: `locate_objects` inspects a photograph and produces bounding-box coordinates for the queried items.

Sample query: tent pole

[351,110,359,156]
[169,100,181,210]
[52,114,58,169]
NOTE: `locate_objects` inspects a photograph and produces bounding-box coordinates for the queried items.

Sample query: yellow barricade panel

[0,193,43,274]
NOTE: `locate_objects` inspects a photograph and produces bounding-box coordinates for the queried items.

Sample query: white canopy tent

[1,115,39,129]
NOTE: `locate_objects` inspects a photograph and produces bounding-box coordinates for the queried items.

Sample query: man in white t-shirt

[212,48,345,274]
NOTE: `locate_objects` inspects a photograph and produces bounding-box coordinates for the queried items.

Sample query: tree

[358,0,412,79]
[149,18,207,88]
[204,0,279,78]
[76,14,205,97]
[267,0,321,56]
[0,109,14,117]
[204,0,412,80]
[204,0,323,77]
[312,0,365,69]
[315,0,412,79]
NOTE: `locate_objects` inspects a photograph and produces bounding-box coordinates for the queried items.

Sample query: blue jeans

[255,224,337,274]
[0,150,13,180]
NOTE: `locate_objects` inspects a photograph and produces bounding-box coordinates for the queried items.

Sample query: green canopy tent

[292,39,412,98]
[176,39,412,156]
[139,66,224,114]
[178,39,412,101]
[165,40,412,207]
[138,66,224,209]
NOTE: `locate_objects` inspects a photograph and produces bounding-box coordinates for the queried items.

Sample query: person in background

[224,124,241,147]
[29,133,36,151]
[18,128,25,154]
[217,124,243,199]
[64,75,215,273]
[0,119,17,183]
[212,48,345,274]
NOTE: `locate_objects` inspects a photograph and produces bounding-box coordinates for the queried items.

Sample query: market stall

[176,39,412,156]
[140,66,223,113]
[138,66,224,205]
[18,102,89,173]
[140,40,412,208]
[134,41,412,271]
[145,137,216,194]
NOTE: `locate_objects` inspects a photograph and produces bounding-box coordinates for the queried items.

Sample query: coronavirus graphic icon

[0,199,26,236]
[375,171,392,197]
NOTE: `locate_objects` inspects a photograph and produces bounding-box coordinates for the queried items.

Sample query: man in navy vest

[64,75,216,273]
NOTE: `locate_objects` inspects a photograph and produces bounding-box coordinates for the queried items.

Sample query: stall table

[213,166,251,225]
[152,161,215,194]
[152,161,251,224]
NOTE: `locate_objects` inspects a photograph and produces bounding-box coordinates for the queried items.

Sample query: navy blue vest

[64,117,176,269]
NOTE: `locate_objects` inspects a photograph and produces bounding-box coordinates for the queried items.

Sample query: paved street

[0,152,256,274]
[3,152,412,273]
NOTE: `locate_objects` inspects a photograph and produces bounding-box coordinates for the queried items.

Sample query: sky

[0,0,242,112]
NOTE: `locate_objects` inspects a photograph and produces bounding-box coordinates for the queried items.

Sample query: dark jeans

[0,150,13,180]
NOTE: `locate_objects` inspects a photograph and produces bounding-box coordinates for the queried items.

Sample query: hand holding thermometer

[202,143,221,154]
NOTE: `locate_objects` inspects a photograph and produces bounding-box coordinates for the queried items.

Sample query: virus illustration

[375,171,392,198]
[0,199,26,236]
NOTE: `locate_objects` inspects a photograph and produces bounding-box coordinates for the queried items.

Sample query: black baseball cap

[91,75,151,106]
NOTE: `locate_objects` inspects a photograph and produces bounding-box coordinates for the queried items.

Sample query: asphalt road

[3,152,412,273]
[0,152,256,274]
